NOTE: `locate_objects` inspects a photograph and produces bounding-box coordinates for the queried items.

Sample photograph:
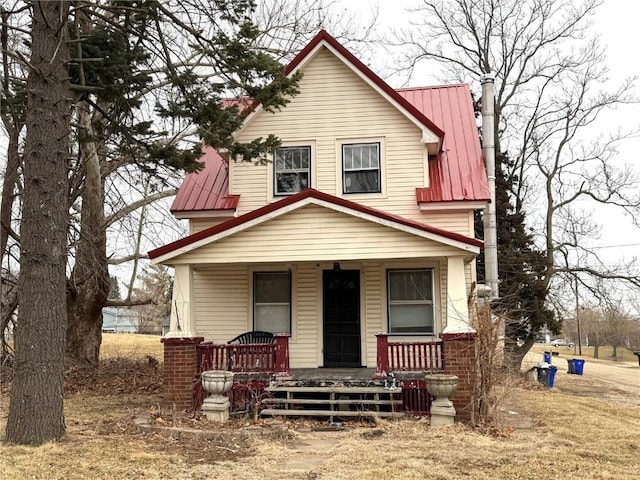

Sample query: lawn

[1,335,639,479]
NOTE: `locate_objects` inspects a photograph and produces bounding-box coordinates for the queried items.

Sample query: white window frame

[336,137,386,197]
[342,142,381,194]
[387,268,435,335]
[273,146,311,196]
[253,271,292,334]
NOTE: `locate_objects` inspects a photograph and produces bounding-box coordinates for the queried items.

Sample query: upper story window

[342,142,381,194]
[274,146,311,195]
[387,269,434,334]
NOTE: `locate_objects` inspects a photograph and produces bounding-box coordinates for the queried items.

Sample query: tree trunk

[593,344,600,359]
[6,0,71,444]
[503,335,535,374]
[0,128,20,258]
[66,106,109,369]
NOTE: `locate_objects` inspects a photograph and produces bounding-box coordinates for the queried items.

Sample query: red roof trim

[284,30,445,140]
[148,189,482,260]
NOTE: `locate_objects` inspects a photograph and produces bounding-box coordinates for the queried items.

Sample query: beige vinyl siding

[291,264,320,367]
[232,46,426,219]
[363,263,383,367]
[172,204,467,265]
[418,210,475,236]
[189,218,230,235]
[193,266,249,342]
[190,259,452,369]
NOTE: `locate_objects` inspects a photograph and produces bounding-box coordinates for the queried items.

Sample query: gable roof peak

[281,30,445,143]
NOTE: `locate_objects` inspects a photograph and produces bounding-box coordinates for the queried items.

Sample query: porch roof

[149,188,483,264]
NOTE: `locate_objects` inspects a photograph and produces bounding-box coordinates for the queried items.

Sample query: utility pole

[574,275,583,356]
[481,73,499,299]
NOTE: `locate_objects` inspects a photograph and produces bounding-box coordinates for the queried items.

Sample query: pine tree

[477,151,560,369]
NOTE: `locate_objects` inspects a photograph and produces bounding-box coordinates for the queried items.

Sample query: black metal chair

[227,331,275,345]
[226,331,276,371]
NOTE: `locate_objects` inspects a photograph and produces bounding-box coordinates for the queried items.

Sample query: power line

[590,243,640,250]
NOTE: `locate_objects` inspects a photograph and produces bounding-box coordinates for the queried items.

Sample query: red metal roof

[397,85,490,203]
[149,188,482,260]
[169,35,489,216]
[170,146,239,214]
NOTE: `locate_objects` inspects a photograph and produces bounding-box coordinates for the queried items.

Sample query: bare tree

[580,306,607,358]
[395,0,640,369]
[2,0,376,370]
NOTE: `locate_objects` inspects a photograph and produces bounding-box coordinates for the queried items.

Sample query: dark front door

[323,270,361,367]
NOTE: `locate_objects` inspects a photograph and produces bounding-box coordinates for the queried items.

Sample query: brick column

[161,336,204,411]
[441,333,478,423]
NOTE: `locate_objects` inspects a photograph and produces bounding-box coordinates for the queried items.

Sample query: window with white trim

[274,146,310,195]
[254,271,291,333]
[387,269,434,334]
[342,142,380,193]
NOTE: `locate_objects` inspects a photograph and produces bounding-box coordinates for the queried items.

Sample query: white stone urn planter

[201,370,234,422]
[425,374,458,426]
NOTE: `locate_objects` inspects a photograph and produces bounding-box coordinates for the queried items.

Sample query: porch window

[274,146,311,195]
[387,269,434,334]
[254,271,291,333]
[342,142,380,193]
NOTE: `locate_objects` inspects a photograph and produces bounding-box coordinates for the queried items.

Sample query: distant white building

[102,307,139,333]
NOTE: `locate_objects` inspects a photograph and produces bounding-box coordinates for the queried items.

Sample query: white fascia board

[173,210,236,220]
[419,201,488,212]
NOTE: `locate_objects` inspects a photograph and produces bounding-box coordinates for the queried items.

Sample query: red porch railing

[193,334,290,410]
[375,332,444,378]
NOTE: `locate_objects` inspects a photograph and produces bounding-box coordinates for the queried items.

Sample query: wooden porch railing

[195,333,291,377]
[193,334,290,410]
[374,332,444,378]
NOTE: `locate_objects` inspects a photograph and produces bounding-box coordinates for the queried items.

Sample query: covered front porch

[165,254,476,370]
[191,332,445,417]
[162,330,477,420]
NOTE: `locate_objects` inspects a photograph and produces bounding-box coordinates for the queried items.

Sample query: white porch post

[443,256,474,334]
[166,264,196,337]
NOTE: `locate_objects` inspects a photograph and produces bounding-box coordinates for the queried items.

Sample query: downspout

[481,73,499,299]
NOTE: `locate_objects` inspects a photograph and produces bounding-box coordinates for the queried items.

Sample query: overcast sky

[347,0,640,275]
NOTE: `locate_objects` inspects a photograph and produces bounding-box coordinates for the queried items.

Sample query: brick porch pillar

[441,333,478,423]
[161,336,204,411]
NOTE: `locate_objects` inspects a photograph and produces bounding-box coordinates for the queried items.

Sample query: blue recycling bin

[569,359,585,375]
[536,365,558,388]
[543,352,552,364]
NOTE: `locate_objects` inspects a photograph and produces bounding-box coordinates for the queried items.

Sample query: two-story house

[149,31,489,418]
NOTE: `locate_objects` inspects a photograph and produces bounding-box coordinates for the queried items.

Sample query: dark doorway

[323,269,361,367]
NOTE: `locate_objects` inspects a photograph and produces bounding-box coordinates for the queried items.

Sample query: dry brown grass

[530,343,637,365]
[100,333,163,361]
[1,335,639,479]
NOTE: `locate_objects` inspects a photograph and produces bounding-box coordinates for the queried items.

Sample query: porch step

[260,408,404,418]
[266,386,402,394]
[265,398,401,406]
[260,385,403,421]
